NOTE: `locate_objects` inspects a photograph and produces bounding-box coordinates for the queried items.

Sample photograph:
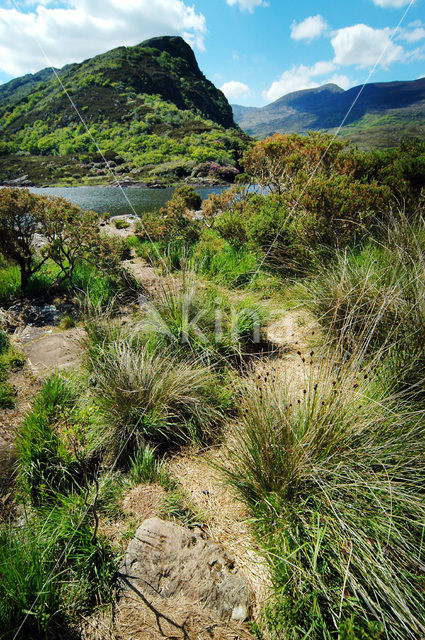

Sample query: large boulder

[119,517,251,622]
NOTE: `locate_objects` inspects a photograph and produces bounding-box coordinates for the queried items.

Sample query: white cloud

[220,80,251,101]
[290,15,328,42]
[0,0,206,77]
[263,60,349,102]
[226,0,268,12]
[331,24,405,68]
[372,0,412,7]
[400,26,425,42]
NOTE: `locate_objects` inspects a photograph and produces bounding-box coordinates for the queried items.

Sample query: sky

[0,0,423,107]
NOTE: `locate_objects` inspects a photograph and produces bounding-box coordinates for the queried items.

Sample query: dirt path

[1,247,320,636]
[169,449,270,621]
[0,325,83,452]
[164,308,320,626]
[98,257,319,633]
[255,308,321,393]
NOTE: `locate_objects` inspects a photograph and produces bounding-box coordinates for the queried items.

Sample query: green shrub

[136,193,201,247]
[214,208,247,250]
[114,219,130,229]
[172,185,202,210]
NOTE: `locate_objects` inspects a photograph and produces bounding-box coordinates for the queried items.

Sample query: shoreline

[0,179,233,190]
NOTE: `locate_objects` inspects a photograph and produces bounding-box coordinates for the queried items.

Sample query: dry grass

[81,590,256,640]
[169,447,271,621]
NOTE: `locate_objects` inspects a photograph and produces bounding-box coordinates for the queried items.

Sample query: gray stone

[108,214,138,224]
[119,517,251,622]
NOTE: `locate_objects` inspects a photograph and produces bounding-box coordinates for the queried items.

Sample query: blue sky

[0,0,423,106]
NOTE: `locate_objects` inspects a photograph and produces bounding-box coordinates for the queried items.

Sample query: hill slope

[233,79,425,147]
[0,36,248,186]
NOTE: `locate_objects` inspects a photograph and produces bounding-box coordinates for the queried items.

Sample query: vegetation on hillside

[233,78,425,148]
[0,37,249,186]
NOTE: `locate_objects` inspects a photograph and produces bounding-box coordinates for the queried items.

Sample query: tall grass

[89,339,227,459]
[0,329,25,409]
[0,257,118,306]
[71,262,117,305]
[197,240,260,288]
[138,273,267,367]
[0,492,117,639]
[305,211,425,399]
[222,350,425,639]
[0,264,20,304]
[17,374,91,505]
[129,444,172,487]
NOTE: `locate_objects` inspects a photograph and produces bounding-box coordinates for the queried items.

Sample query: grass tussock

[0,492,117,639]
[222,350,425,639]
[90,339,228,459]
[16,374,93,505]
[138,274,267,366]
[0,328,25,409]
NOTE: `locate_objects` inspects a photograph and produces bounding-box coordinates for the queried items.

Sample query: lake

[29,185,227,216]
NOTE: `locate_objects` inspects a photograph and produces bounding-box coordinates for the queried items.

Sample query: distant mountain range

[233,79,425,147]
[0,36,247,186]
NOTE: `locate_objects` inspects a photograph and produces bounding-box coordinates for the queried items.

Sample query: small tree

[243,132,356,196]
[41,197,100,290]
[0,188,49,290]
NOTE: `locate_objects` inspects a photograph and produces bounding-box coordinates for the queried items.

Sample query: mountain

[0,36,248,186]
[233,79,425,147]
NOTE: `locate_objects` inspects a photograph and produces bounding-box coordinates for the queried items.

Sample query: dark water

[29,185,226,216]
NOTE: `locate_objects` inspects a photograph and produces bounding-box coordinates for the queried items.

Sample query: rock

[6,302,59,328]
[119,517,251,622]
[108,214,139,224]
[148,182,166,189]
[4,174,29,186]
[32,233,49,251]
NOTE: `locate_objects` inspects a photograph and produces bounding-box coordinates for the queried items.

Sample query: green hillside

[0,36,249,186]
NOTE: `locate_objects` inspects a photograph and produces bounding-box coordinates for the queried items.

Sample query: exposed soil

[100,216,139,240]
[121,483,167,520]
[0,324,84,514]
[0,363,40,515]
[81,592,255,640]
[123,255,180,298]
